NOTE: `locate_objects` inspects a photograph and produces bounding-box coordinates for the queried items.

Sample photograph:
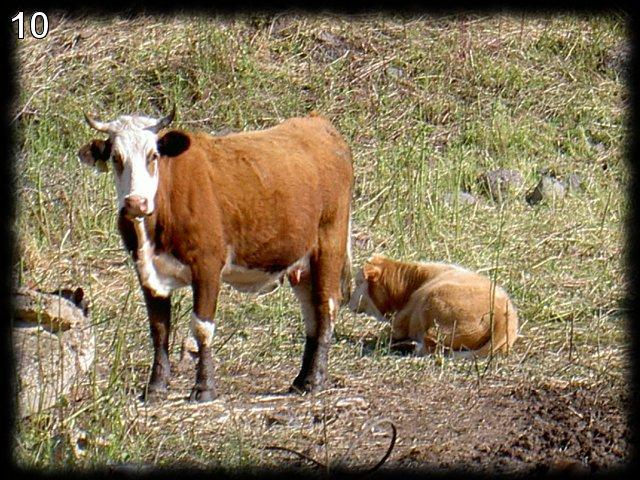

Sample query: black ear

[51,287,88,315]
[72,287,85,306]
[157,130,191,157]
[78,139,111,170]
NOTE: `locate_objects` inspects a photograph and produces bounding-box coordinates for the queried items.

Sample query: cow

[78,108,353,402]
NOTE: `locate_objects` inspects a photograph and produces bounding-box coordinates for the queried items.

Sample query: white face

[348,269,386,322]
[99,115,160,214]
[108,116,161,215]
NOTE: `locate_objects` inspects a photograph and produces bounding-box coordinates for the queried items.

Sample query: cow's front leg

[189,262,221,403]
[142,287,172,401]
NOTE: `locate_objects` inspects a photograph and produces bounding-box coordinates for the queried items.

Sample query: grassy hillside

[12,12,629,472]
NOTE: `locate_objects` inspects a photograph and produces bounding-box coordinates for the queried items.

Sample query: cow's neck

[129,209,190,297]
[378,261,437,313]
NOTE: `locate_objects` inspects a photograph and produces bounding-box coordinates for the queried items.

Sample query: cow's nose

[124,195,148,217]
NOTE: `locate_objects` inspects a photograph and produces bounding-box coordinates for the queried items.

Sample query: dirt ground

[123,350,630,475]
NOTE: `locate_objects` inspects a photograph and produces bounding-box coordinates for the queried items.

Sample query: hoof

[288,383,306,395]
[189,387,216,403]
[140,383,168,402]
[390,340,419,355]
[289,376,325,394]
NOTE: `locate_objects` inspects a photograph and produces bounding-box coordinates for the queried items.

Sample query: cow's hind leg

[290,273,323,392]
[142,287,172,401]
[291,226,346,393]
[189,260,222,403]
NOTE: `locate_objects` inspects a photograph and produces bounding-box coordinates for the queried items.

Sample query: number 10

[12,12,49,39]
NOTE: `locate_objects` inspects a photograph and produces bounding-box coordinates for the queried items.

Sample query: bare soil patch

[131,354,629,474]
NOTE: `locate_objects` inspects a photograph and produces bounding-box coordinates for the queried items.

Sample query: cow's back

[160,115,353,269]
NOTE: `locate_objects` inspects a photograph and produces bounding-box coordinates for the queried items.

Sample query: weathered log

[12,287,95,418]
[12,287,88,332]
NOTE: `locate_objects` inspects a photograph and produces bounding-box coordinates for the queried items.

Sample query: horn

[83,112,111,133]
[151,106,176,132]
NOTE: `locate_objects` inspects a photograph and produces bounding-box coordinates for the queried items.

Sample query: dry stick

[367,187,393,230]
[264,418,397,477]
[214,327,240,354]
[263,445,326,470]
[473,353,481,390]
[568,314,575,362]
[338,417,398,477]
[483,199,507,377]
[358,185,392,213]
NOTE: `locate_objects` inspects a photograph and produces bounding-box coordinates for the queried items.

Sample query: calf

[349,255,518,358]
[78,109,353,401]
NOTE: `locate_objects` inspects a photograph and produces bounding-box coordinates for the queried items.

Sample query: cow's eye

[148,152,160,163]
[111,153,124,173]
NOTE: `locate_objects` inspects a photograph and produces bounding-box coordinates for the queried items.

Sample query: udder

[221,250,310,295]
[221,263,284,295]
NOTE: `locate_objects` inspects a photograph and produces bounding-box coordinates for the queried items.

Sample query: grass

[11,11,629,472]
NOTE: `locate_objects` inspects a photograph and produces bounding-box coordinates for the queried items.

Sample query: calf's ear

[157,130,190,157]
[363,263,382,283]
[78,139,111,172]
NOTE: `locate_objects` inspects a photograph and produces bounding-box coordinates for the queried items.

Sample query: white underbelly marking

[221,249,310,296]
[133,219,191,297]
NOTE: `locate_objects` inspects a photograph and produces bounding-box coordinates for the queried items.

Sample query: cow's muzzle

[123,195,149,218]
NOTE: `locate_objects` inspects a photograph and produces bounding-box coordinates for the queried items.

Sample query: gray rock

[564,173,584,192]
[443,191,478,206]
[13,288,94,418]
[477,169,524,203]
[603,43,630,76]
[386,66,405,78]
[526,176,566,205]
[214,127,235,137]
[315,30,344,47]
[313,31,351,63]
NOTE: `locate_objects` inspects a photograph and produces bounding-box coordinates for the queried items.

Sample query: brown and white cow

[78,108,353,402]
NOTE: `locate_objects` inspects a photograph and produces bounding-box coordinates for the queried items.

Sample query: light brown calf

[349,255,518,358]
[78,109,353,401]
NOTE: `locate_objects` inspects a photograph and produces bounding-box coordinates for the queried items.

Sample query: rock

[526,176,566,205]
[214,127,234,137]
[13,287,94,418]
[386,66,405,78]
[603,43,630,77]
[313,31,351,63]
[316,30,345,47]
[443,191,478,206]
[564,173,584,192]
[477,169,524,203]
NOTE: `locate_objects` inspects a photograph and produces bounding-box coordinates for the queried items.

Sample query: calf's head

[78,108,178,218]
[348,255,389,322]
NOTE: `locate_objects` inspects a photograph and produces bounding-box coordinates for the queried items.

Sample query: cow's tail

[340,212,353,306]
[450,296,519,360]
